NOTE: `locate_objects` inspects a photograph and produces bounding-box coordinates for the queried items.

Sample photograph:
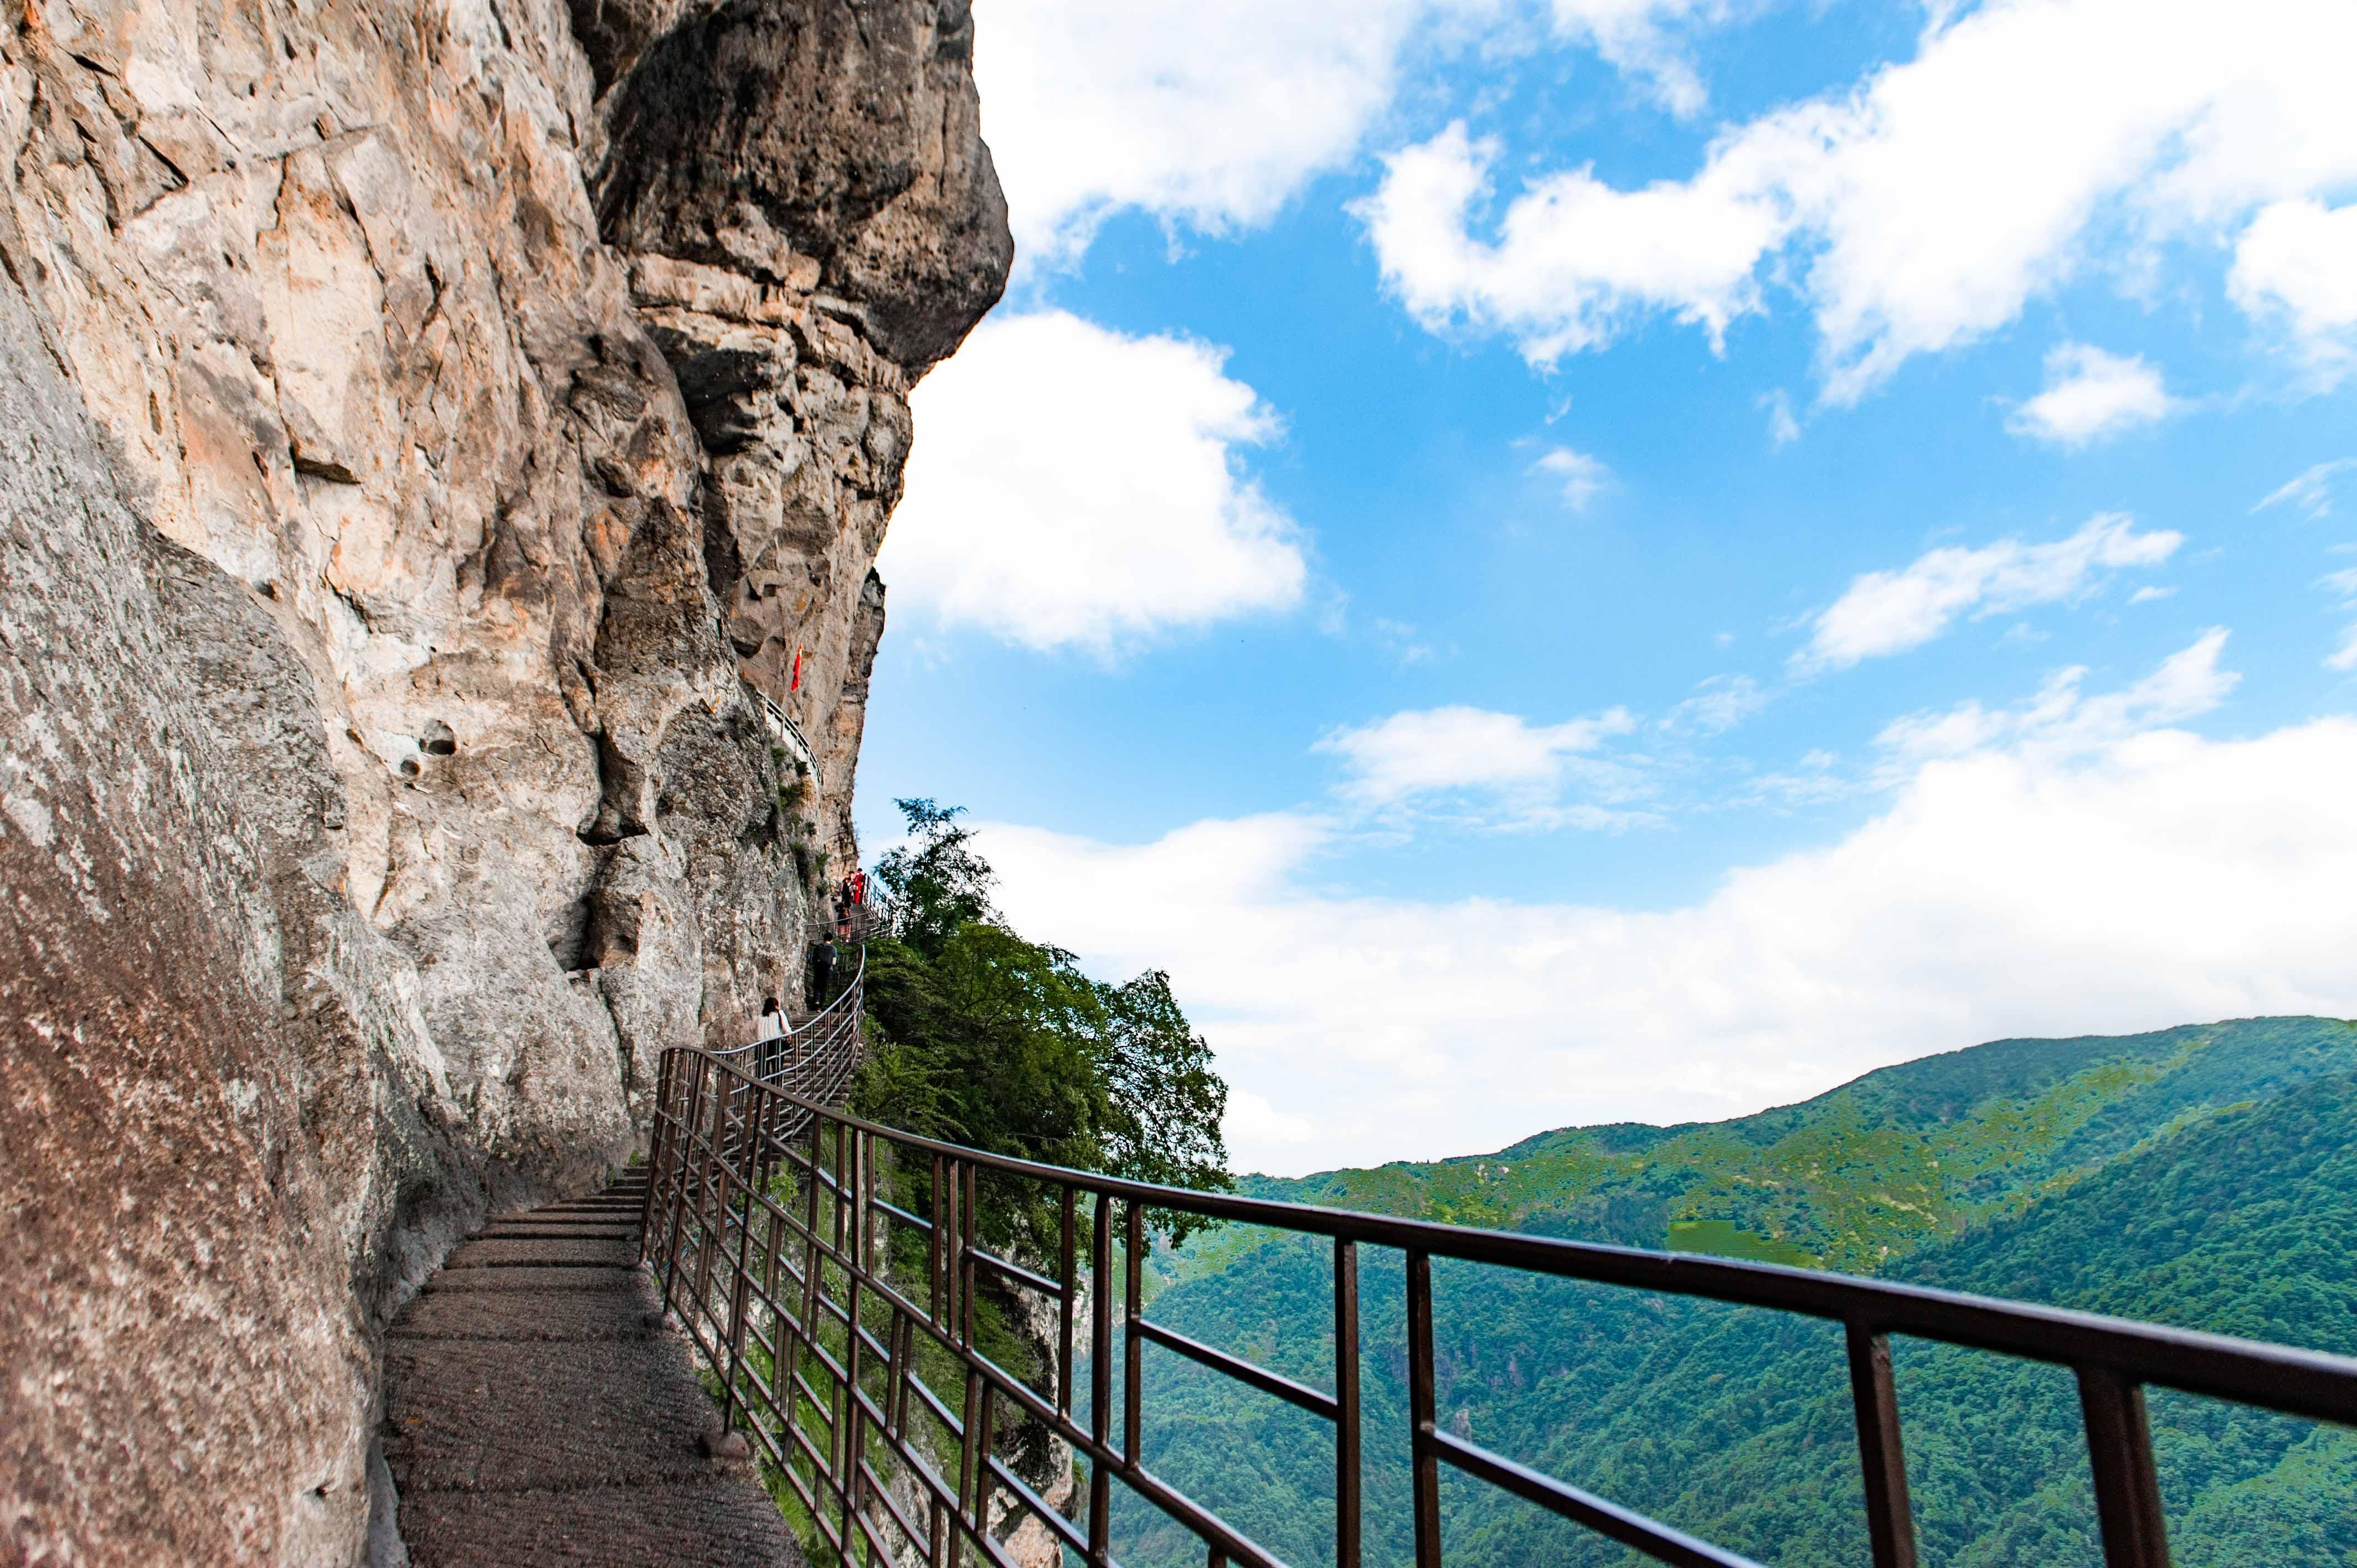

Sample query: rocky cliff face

[0,1,1007,1561]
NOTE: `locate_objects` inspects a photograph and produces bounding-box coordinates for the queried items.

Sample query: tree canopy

[857,798,1232,1249]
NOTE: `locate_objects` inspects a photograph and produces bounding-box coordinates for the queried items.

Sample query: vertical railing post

[888,1307,914,1441]
[796,1109,826,1421]
[658,1054,706,1312]
[1406,1249,1442,1568]
[841,1126,869,1551]
[1088,1191,1114,1568]
[1059,1186,1078,1423]
[1334,1237,1363,1568]
[1846,1322,1919,1568]
[2080,1369,2171,1568]
[1124,1200,1144,1470]
[929,1154,946,1328]
[941,1159,961,1344]
[974,1383,999,1536]
[693,1059,732,1315]
[724,1120,756,1432]
[962,1162,980,1353]
[639,1049,672,1263]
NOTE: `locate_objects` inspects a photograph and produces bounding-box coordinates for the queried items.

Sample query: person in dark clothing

[806,935,838,1009]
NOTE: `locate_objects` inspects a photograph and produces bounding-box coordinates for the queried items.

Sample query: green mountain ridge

[1223,1016,2357,1274]
[1105,1016,2357,1568]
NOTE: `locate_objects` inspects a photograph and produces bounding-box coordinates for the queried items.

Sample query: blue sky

[856,0,2357,1175]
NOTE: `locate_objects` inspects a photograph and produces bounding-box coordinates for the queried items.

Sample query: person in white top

[755,996,791,1076]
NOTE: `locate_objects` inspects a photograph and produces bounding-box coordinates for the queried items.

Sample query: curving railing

[640,1050,2357,1568]
[747,679,824,790]
[715,940,868,1112]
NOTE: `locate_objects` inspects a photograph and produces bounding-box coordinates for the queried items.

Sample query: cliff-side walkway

[382,1170,801,1567]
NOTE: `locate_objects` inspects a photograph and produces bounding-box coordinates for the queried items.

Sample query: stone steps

[383,1173,800,1567]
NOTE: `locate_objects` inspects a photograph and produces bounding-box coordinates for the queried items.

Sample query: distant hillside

[1107,1017,2357,1568]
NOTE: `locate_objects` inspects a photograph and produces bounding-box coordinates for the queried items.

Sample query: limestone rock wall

[0,0,1007,1561]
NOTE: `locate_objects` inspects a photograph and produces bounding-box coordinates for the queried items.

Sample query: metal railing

[747,678,824,789]
[715,942,868,1114]
[640,1056,2357,1568]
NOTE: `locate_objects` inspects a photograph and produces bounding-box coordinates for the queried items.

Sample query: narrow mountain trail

[381,1170,801,1567]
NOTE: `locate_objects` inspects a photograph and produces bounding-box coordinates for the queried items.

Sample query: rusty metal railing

[716,942,867,1113]
[640,1052,2357,1568]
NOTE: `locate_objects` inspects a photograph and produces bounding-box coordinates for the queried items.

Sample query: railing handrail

[671,1049,2357,1423]
[712,941,868,1060]
[745,677,824,788]
[641,1041,2357,1568]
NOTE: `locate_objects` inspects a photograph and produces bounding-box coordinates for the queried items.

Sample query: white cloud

[1797,513,2181,672]
[975,1,1733,267]
[2005,344,2176,447]
[2253,458,2357,521]
[1360,0,2357,398]
[980,644,2357,1176]
[1665,673,1768,736]
[1372,617,1439,666]
[2230,199,2357,380]
[1546,0,1727,117]
[886,311,1306,653]
[1761,389,1802,446]
[1872,628,2236,774]
[1531,445,1612,510]
[2128,585,2177,605]
[1314,704,1644,828]
[1356,120,1781,362]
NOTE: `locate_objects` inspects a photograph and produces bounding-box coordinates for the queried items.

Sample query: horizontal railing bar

[974,1244,1066,1299]
[856,1453,932,1553]
[1117,1461,1290,1568]
[1428,1428,1765,1568]
[1137,1319,1340,1421]
[679,1050,2357,1430]
[872,1196,932,1232]
[986,1449,1092,1555]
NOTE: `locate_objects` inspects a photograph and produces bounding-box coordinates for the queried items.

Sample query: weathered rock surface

[0,0,1007,1561]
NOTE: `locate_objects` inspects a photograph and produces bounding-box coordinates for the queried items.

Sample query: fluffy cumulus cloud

[975,0,1746,266]
[1360,0,2357,398]
[884,311,1306,654]
[974,0,1479,266]
[2230,199,2357,380]
[2005,344,2176,447]
[1797,514,2181,672]
[1314,704,1643,828]
[1357,120,1782,362]
[979,644,2357,1174]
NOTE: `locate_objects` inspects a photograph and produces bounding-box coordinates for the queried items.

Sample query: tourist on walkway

[807,934,837,1009]
[756,995,790,1075]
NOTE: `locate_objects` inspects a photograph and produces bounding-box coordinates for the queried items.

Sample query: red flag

[789,644,804,692]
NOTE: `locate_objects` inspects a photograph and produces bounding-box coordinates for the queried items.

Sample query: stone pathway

[383,1171,802,1567]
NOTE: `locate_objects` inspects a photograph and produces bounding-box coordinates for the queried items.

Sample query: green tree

[873,797,997,955]
[855,800,1232,1248]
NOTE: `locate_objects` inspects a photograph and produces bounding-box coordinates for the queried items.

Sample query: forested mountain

[1106,1017,2357,1567]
